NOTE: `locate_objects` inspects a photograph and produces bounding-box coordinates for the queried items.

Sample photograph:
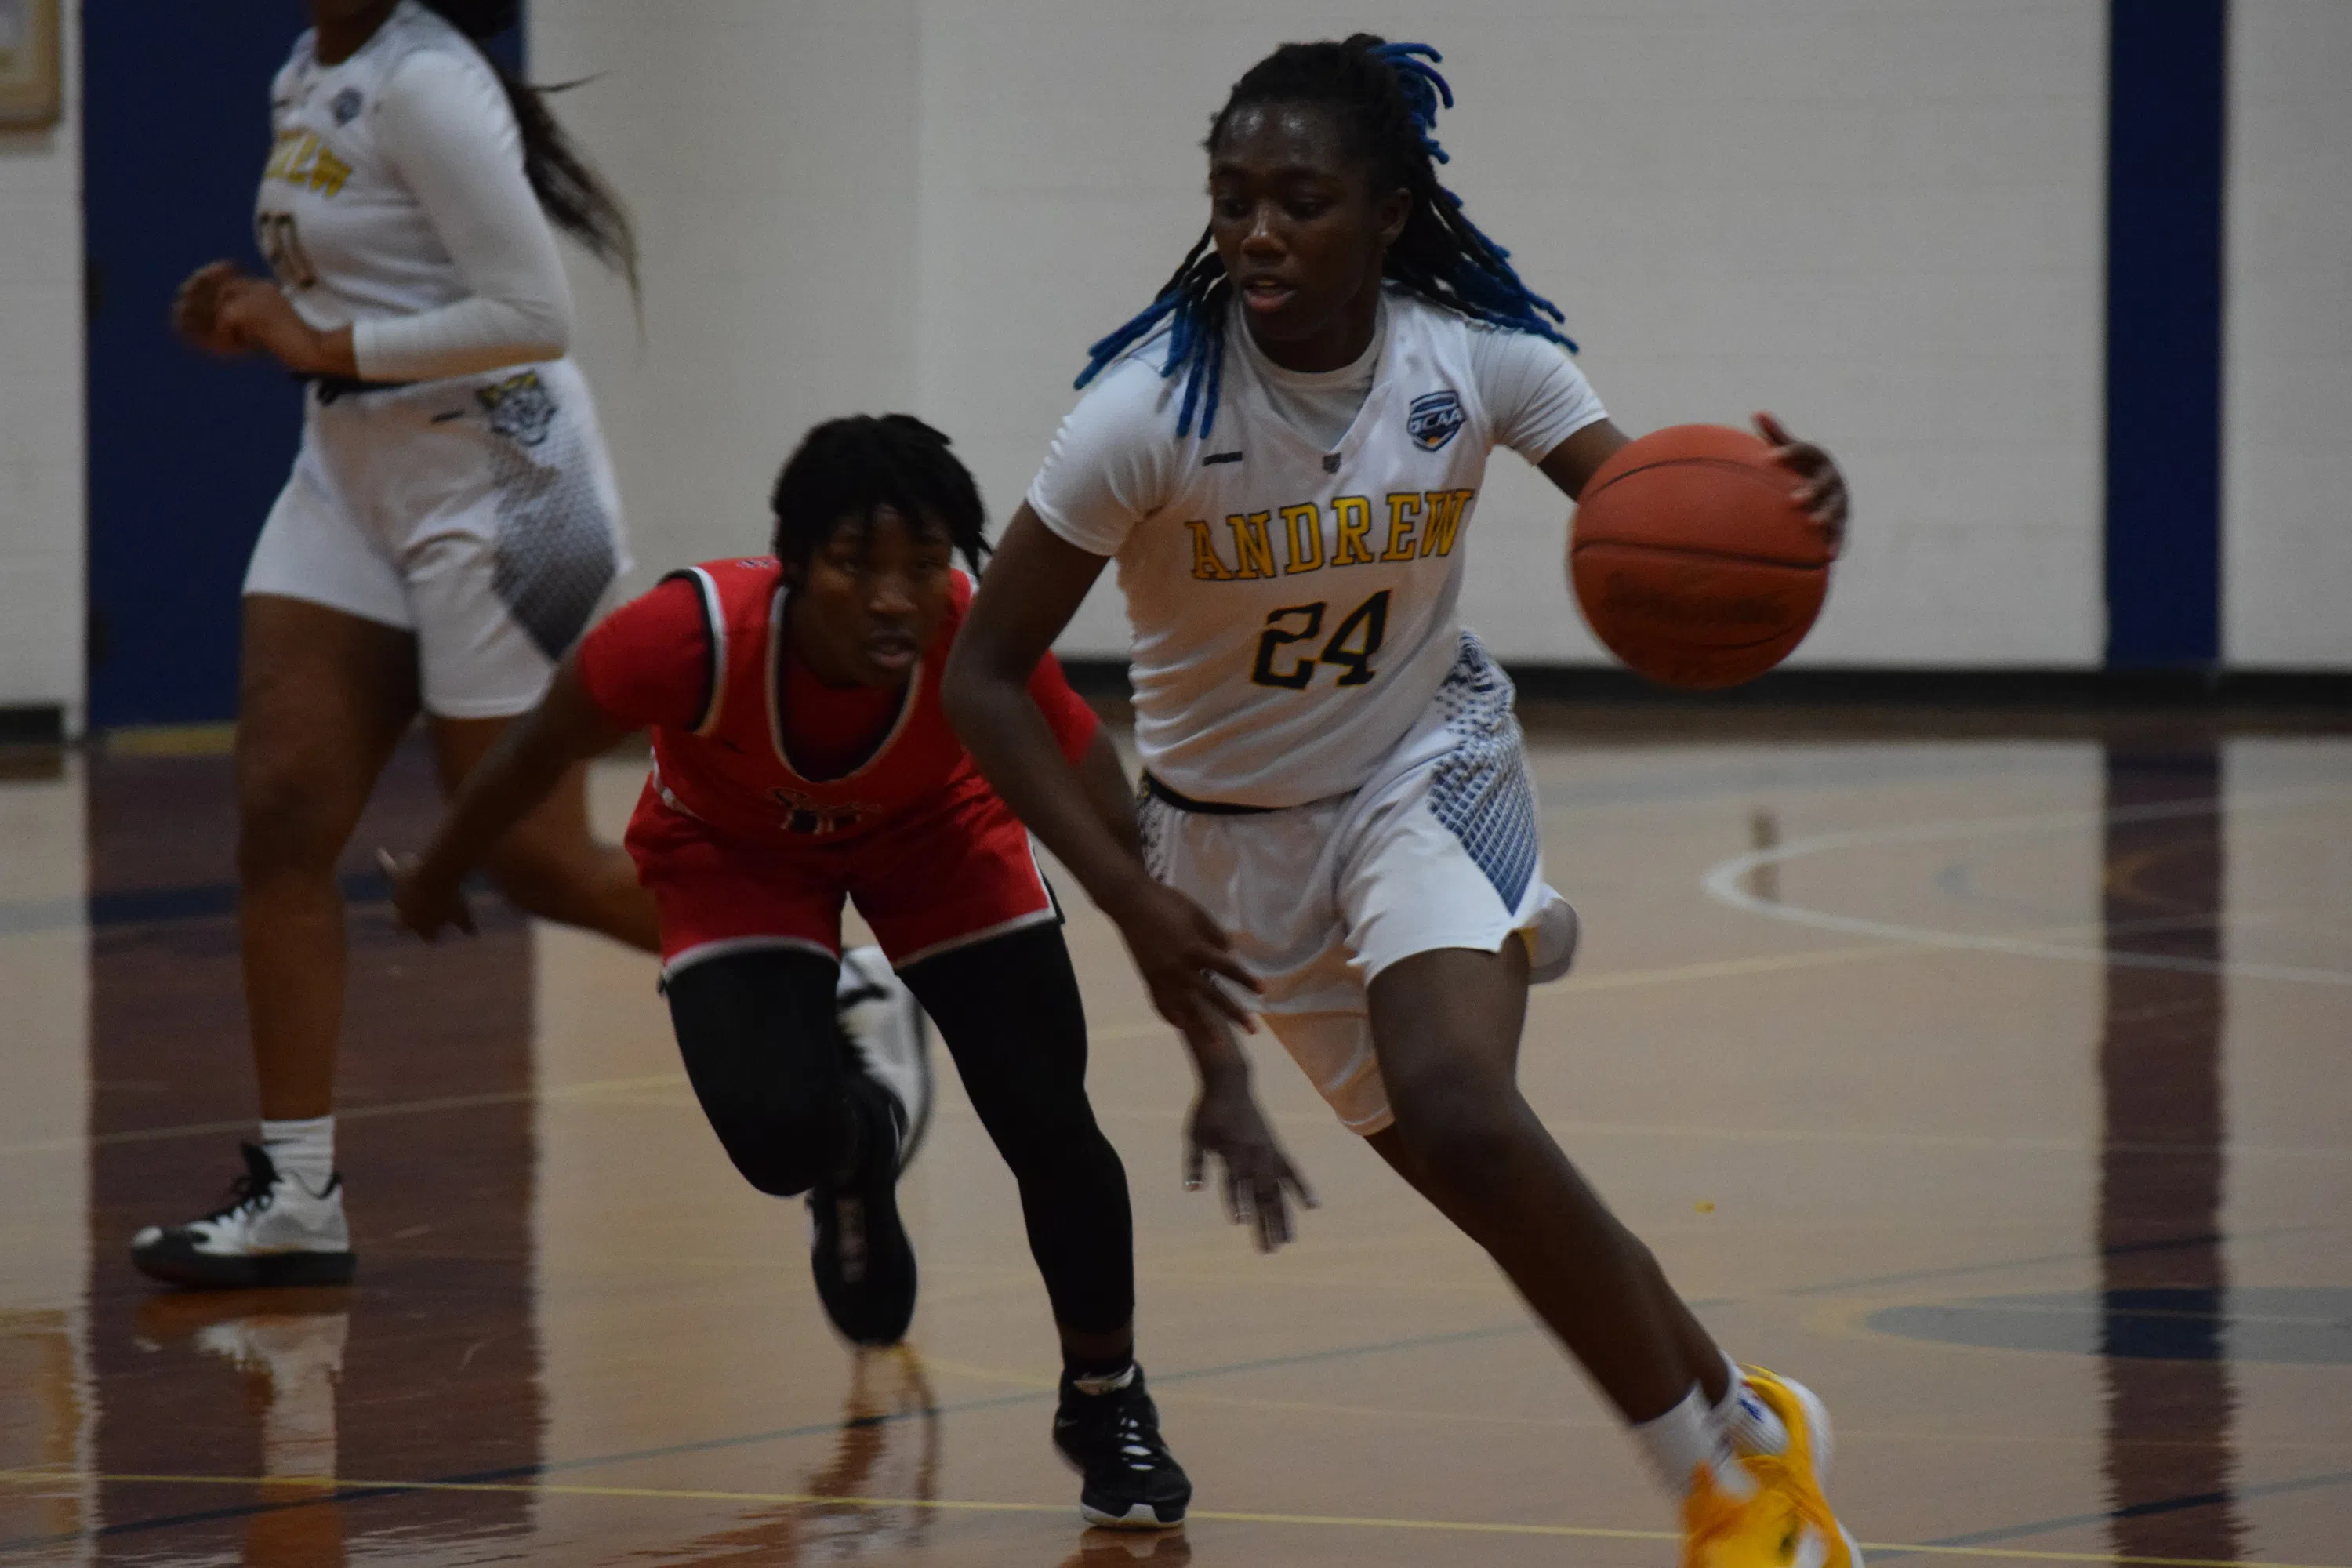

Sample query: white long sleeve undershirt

[349,48,573,381]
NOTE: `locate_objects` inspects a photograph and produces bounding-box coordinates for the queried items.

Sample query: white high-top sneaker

[131,1142,355,1289]
[836,946,933,1172]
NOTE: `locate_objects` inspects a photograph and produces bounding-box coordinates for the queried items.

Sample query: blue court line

[0,869,506,941]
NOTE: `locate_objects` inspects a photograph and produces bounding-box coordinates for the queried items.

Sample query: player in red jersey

[385,415,1308,1531]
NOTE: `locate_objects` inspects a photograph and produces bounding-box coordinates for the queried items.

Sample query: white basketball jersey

[257,2,514,332]
[1093,293,1526,808]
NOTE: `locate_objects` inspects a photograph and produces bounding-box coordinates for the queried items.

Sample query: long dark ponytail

[417,0,638,296]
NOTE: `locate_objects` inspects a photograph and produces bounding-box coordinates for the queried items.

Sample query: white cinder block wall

[2225,0,2352,669]
[531,0,923,578]
[0,0,85,732]
[916,0,2111,665]
[546,0,2113,666]
[8,3,2336,702]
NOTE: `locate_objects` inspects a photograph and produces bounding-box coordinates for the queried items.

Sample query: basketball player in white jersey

[947,36,1864,1568]
[131,0,668,1288]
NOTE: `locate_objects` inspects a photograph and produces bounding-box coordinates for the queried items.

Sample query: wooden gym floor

[2,705,2347,1566]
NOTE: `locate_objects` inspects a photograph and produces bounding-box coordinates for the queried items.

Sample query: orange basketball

[1569,423,1831,690]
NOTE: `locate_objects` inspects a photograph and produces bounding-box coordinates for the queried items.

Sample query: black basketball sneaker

[1053,1363,1192,1529]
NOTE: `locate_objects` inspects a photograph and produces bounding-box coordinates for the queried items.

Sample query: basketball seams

[1581,454,1801,506]
[1567,540,1830,574]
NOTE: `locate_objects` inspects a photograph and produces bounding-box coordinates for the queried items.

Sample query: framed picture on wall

[0,0,62,129]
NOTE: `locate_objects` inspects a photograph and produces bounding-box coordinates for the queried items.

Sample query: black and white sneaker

[808,1079,918,1347]
[836,946,932,1171]
[1054,1364,1192,1530]
[129,1144,356,1290]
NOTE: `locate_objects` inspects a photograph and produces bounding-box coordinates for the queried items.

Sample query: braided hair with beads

[1075,36,1575,439]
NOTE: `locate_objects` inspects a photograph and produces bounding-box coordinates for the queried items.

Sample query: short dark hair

[1076,37,1574,437]
[768,414,989,572]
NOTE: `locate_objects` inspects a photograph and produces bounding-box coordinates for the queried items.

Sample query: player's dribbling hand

[1754,411,1849,560]
[172,260,247,355]
[378,848,476,942]
[1185,1076,1316,1253]
[1105,877,1262,1040]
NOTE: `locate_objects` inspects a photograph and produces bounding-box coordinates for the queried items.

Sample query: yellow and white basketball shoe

[1681,1366,1861,1568]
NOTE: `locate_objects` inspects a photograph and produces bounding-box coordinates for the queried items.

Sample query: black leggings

[662,922,1135,1336]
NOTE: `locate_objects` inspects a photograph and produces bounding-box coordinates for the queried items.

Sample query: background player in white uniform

[946,36,1864,1567]
[133,0,660,1289]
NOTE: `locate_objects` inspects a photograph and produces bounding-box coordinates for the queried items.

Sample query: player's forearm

[1075,730,1145,861]
[415,664,620,890]
[414,718,580,889]
[947,666,1157,918]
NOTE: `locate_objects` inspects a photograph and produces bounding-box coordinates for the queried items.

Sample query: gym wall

[9,2,2350,734]
[0,0,85,735]
[2223,0,2352,670]
[545,0,2125,667]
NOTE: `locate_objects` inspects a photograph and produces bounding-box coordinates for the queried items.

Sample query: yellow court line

[0,1470,2339,1568]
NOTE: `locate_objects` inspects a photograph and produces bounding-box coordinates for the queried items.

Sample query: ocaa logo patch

[1406,390,1465,452]
[476,369,557,447]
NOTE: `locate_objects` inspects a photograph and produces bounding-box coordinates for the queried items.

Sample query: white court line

[1700,786,2352,987]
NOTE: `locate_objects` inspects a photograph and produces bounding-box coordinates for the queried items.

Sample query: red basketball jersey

[575,556,1097,846]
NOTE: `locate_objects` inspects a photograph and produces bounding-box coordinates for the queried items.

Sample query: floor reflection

[82,742,544,1562]
[649,1348,942,1565]
[1058,1525,1193,1566]
[2098,742,2243,1561]
[134,1290,352,1566]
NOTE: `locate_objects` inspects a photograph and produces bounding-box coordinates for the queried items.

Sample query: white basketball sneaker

[130,1143,356,1290]
[836,946,933,1171]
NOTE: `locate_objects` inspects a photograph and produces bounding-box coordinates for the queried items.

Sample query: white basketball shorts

[1135,633,1578,1136]
[242,357,630,719]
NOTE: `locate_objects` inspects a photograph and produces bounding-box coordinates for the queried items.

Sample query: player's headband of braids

[768,414,990,575]
[1074,36,1576,439]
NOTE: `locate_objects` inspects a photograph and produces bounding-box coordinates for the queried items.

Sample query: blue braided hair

[1074,35,1576,439]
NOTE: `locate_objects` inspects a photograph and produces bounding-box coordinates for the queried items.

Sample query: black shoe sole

[131,1244,357,1290]
[1076,1494,1189,1530]
[1054,1427,1191,1530]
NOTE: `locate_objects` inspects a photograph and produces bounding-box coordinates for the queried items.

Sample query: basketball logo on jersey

[1406,390,1465,452]
[768,784,880,837]
[476,371,557,447]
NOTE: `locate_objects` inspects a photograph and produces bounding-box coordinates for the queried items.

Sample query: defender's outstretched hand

[1754,411,1849,559]
[379,848,475,942]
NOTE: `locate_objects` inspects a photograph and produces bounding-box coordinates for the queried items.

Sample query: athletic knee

[1387,1076,1526,1196]
[705,1100,833,1197]
[236,756,354,880]
[981,1096,1121,1187]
